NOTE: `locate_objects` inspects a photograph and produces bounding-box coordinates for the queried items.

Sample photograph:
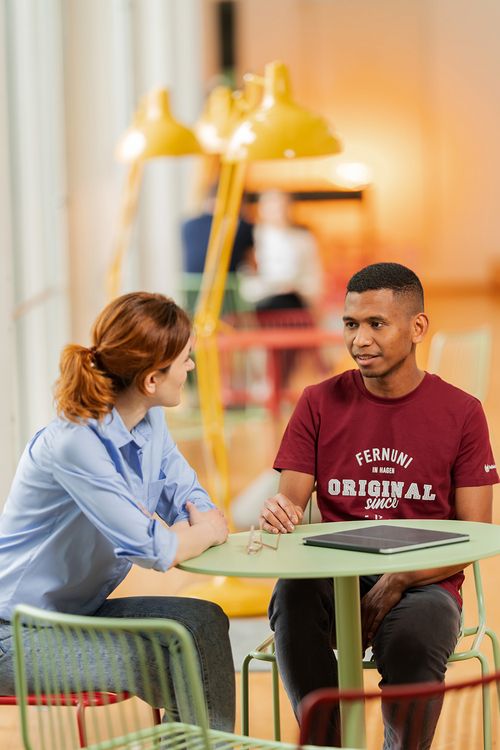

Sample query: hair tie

[88,346,98,368]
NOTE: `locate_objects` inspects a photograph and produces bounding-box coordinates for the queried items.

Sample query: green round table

[179,519,500,747]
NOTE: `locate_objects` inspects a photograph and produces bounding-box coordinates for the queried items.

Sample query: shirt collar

[98,408,152,449]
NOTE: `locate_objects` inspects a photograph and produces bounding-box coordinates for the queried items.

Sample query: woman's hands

[186,501,228,546]
[173,503,229,564]
[259,492,304,534]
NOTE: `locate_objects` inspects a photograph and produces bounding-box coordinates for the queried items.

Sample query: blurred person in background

[181,184,254,274]
[239,190,324,387]
[239,190,323,316]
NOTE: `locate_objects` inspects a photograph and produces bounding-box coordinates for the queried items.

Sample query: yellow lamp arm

[107,160,144,299]
[195,161,246,331]
[194,160,246,516]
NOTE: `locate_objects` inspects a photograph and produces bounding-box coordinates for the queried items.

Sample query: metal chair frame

[298,670,500,749]
[0,691,161,748]
[12,604,321,750]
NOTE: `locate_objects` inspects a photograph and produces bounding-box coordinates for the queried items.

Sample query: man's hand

[361,574,406,649]
[186,502,228,546]
[259,493,304,534]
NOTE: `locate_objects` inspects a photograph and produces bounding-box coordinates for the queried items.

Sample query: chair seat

[0,691,130,708]
[86,722,320,750]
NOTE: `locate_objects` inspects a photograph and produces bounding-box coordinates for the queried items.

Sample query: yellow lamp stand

[185,61,341,616]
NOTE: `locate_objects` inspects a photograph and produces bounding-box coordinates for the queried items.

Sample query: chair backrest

[299,670,500,750]
[453,559,490,654]
[362,560,496,667]
[426,327,492,401]
[12,604,210,750]
[180,271,251,317]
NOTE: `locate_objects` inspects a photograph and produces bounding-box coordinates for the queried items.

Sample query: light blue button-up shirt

[0,406,214,619]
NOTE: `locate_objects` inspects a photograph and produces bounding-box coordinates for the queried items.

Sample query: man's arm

[361,485,493,645]
[259,470,314,534]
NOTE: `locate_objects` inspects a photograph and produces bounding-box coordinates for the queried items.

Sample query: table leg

[334,575,366,749]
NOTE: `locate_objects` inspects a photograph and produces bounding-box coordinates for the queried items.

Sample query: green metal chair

[362,561,500,750]
[240,497,316,741]
[180,271,252,318]
[240,560,500,749]
[426,326,492,401]
[12,604,324,750]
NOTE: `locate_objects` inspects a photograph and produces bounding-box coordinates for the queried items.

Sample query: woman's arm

[52,426,180,572]
[172,502,228,564]
[156,420,216,525]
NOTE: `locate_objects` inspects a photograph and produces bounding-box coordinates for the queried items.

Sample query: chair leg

[474,652,492,750]
[240,654,252,736]
[241,651,281,740]
[271,658,281,741]
[484,628,500,709]
[76,701,87,748]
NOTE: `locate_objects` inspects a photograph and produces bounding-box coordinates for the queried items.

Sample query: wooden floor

[1,289,500,748]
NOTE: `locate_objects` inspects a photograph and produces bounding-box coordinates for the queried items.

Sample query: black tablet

[303,524,470,554]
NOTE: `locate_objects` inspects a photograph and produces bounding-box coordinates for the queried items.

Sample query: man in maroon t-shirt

[259,262,498,749]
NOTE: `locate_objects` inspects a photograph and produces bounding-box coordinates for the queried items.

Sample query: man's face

[343,289,420,380]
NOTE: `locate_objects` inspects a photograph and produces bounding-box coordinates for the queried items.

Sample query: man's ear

[412,312,429,344]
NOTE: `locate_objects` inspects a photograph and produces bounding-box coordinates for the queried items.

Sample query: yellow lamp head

[116,88,201,162]
[194,85,234,154]
[225,61,342,163]
[194,79,264,154]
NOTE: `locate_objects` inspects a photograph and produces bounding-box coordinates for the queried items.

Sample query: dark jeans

[269,577,461,749]
[0,596,235,732]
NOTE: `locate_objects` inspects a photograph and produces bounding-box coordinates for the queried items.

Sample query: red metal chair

[217,312,342,416]
[299,670,500,750]
[0,692,161,747]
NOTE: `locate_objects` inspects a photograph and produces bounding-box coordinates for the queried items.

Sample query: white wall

[236,0,500,288]
[426,0,500,284]
[0,0,70,509]
[0,1,19,503]
[64,0,204,343]
[0,0,204,507]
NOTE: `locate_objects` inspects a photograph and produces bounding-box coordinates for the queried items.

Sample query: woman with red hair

[0,292,234,730]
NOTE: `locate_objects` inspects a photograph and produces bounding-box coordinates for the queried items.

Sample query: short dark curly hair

[346,262,424,312]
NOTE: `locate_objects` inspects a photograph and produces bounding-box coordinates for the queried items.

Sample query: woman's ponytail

[54,345,115,422]
[54,292,191,423]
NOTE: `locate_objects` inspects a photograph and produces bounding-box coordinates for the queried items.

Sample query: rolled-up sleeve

[51,428,178,571]
[156,423,215,525]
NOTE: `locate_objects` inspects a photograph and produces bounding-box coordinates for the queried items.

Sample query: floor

[1,289,500,748]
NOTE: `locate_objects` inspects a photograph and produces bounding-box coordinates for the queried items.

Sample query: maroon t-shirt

[274,370,499,604]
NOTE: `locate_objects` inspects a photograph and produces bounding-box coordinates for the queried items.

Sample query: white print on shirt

[484,464,496,473]
[355,447,414,469]
[327,478,436,511]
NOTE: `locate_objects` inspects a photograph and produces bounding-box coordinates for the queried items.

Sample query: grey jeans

[0,596,235,732]
[269,576,461,749]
